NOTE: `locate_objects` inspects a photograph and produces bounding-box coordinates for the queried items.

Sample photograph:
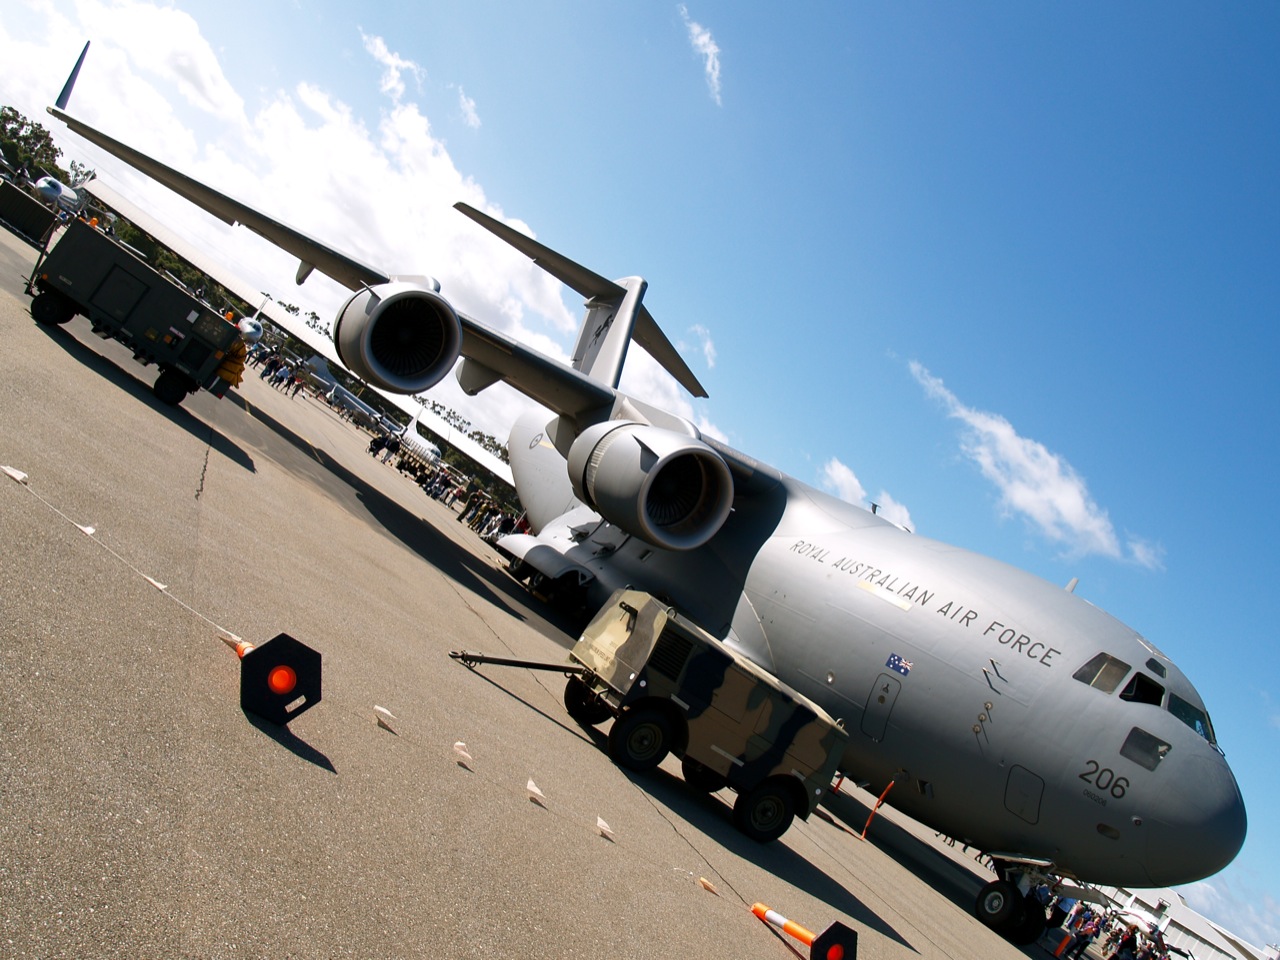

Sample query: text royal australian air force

[786,538,1063,669]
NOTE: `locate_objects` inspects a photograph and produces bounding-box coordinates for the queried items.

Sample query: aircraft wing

[49,107,390,290]
[456,313,616,419]
[50,107,619,421]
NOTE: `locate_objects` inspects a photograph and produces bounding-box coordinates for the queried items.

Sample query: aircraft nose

[1142,752,1246,885]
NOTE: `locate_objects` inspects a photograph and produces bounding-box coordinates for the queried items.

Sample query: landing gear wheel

[547,572,588,615]
[153,368,193,406]
[681,757,728,793]
[31,291,74,326]
[607,706,671,772]
[732,777,796,842]
[1010,899,1047,945]
[564,676,611,726]
[974,879,1023,931]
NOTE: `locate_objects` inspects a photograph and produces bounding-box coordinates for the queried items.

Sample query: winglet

[56,41,90,111]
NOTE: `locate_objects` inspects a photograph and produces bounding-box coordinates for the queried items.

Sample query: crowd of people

[1064,904,1171,960]
[245,339,523,543]
[1038,886,1173,960]
[367,436,526,544]
[248,346,307,397]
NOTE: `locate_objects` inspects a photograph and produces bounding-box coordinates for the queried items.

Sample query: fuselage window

[1118,672,1165,707]
[1072,653,1131,694]
[1169,694,1216,744]
[1120,727,1171,771]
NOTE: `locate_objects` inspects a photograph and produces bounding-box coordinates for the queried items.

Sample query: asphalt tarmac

[0,224,1035,959]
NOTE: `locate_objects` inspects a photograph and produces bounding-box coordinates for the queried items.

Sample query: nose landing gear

[974,870,1049,945]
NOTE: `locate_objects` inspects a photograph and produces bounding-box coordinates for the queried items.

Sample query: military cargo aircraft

[48,51,1245,945]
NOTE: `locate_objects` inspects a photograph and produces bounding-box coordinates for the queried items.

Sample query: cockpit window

[1073,653,1131,694]
[1145,658,1167,679]
[1118,672,1165,707]
[1169,694,1216,744]
[1120,727,1171,771]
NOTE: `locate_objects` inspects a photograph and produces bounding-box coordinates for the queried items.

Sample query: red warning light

[236,634,321,725]
[267,664,298,696]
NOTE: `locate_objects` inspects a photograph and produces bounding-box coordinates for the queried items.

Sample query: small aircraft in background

[303,356,406,435]
[32,172,88,213]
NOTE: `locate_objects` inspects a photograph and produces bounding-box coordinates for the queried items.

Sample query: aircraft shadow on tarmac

[32,319,257,473]
[631,765,917,950]
[219,391,575,639]
[820,790,998,934]
[243,708,337,774]
[450,657,916,949]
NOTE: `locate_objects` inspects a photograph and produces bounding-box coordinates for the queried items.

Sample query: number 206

[1080,761,1129,798]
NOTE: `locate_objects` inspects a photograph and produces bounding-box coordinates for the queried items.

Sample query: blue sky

[3,1,1278,946]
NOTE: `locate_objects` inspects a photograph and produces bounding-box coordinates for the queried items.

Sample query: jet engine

[566,420,734,552]
[332,281,463,393]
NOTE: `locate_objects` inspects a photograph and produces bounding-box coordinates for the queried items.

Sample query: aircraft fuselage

[509,420,1246,889]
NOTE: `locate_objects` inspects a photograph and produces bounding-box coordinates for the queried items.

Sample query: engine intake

[332,281,463,393]
[567,421,733,552]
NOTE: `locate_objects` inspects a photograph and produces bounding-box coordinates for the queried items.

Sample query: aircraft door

[1004,764,1044,825]
[860,673,901,742]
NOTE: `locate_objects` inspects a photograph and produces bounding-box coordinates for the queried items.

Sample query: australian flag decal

[886,653,914,676]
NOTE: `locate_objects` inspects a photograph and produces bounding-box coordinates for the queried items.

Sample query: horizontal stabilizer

[454,202,707,399]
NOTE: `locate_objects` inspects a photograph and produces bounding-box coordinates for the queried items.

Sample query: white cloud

[1180,877,1280,952]
[687,323,716,368]
[910,362,1163,568]
[820,458,866,505]
[872,491,913,531]
[678,4,723,106]
[360,31,424,103]
[818,458,914,529]
[457,86,480,129]
[80,1,247,126]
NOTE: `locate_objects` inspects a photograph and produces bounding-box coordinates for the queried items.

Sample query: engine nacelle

[567,421,734,552]
[332,281,463,393]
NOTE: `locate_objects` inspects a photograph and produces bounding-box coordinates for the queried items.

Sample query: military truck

[26,218,246,405]
[0,180,58,245]
[564,588,849,843]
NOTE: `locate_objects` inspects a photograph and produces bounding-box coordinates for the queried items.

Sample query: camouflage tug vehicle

[565,588,848,843]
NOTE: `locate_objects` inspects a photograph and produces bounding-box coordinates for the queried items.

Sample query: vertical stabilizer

[569,276,647,389]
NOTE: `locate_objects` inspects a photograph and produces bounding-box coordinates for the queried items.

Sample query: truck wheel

[153,368,193,406]
[608,706,671,772]
[681,757,728,793]
[974,879,1023,930]
[31,291,74,326]
[732,777,797,842]
[564,677,612,727]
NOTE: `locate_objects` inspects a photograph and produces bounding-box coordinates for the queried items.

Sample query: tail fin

[453,202,707,398]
